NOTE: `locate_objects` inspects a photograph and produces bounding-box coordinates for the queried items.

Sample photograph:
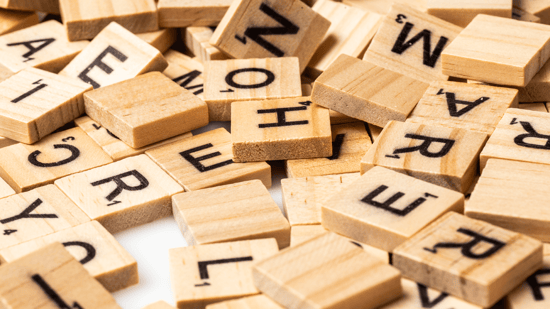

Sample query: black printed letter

[32,274,83,309]
[172,70,203,95]
[443,92,490,117]
[361,185,437,216]
[391,22,449,68]
[526,269,550,301]
[7,38,55,62]
[28,144,80,167]
[424,228,505,259]
[11,79,48,103]
[417,283,448,308]
[387,134,455,159]
[514,121,550,150]
[63,241,96,264]
[90,170,149,202]
[225,68,275,89]
[258,106,308,128]
[0,198,58,224]
[327,134,345,160]
[180,144,233,172]
[78,45,128,89]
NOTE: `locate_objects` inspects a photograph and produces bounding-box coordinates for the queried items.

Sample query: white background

[111,122,287,308]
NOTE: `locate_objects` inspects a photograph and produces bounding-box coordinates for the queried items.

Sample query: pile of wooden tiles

[1,0,550,308]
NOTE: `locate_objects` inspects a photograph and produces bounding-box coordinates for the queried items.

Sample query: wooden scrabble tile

[59,22,168,89]
[0,242,122,308]
[231,97,331,162]
[305,0,383,78]
[0,127,113,193]
[253,231,402,309]
[146,128,271,191]
[0,67,91,144]
[209,0,331,73]
[368,123,383,142]
[406,81,519,135]
[0,176,14,199]
[0,184,90,250]
[169,238,279,308]
[75,116,192,161]
[364,3,462,83]
[514,0,550,24]
[158,0,232,28]
[0,220,137,292]
[427,0,512,28]
[393,212,543,307]
[0,8,38,36]
[0,20,88,74]
[361,121,487,193]
[506,243,550,308]
[55,154,183,234]
[184,27,228,63]
[143,301,176,309]
[285,122,371,177]
[513,5,541,22]
[466,159,550,241]
[206,295,283,309]
[442,15,550,87]
[381,278,483,309]
[480,108,550,170]
[136,28,177,54]
[0,0,59,14]
[312,54,429,127]
[163,49,205,99]
[203,57,302,121]
[84,72,208,148]
[172,180,290,248]
[281,173,361,226]
[59,0,158,42]
[322,166,464,251]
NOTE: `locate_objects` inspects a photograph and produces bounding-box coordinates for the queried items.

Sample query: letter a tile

[0,242,122,309]
[364,3,462,83]
[169,239,279,309]
[0,185,90,251]
[361,121,487,193]
[209,0,331,72]
[322,166,464,251]
[59,22,168,89]
[231,97,331,162]
[480,108,550,170]
[0,67,92,144]
[55,155,183,234]
[393,212,543,307]
[145,128,271,191]
[253,232,402,309]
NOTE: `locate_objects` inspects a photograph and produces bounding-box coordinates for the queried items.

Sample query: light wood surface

[172,180,290,248]
[0,20,88,73]
[143,301,176,309]
[0,242,122,308]
[0,127,113,192]
[0,220,138,292]
[361,121,487,193]
[393,212,543,307]
[169,239,279,309]
[441,14,550,87]
[163,49,205,99]
[210,0,331,72]
[480,108,550,170]
[231,97,331,162]
[84,72,208,148]
[0,184,90,251]
[59,0,158,41]
[145,128,271,191]
[313,54,429,127]
[406,81,518,134]
[281,173,360,226]
[184,27,228,63]
[343,0,427,15]
[55,154,183,234]
[158,0,232,28]
[203,57,302,121]
[137,28,177,54]
[59,22,168,89]
[286,122,371,177]
[427,0,512,27]
[205,295,283,309]
[322,166,464,251]
[0,175,14,199]
[253,232,402,309]
[306,0,382,78]
[364,3,462,83]
[75,116,192,161]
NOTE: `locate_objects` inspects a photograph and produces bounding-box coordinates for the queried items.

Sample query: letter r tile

[54,155,183,234]
[480,108,550,171]
[361,121,487,193]
[393,212,543,308]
